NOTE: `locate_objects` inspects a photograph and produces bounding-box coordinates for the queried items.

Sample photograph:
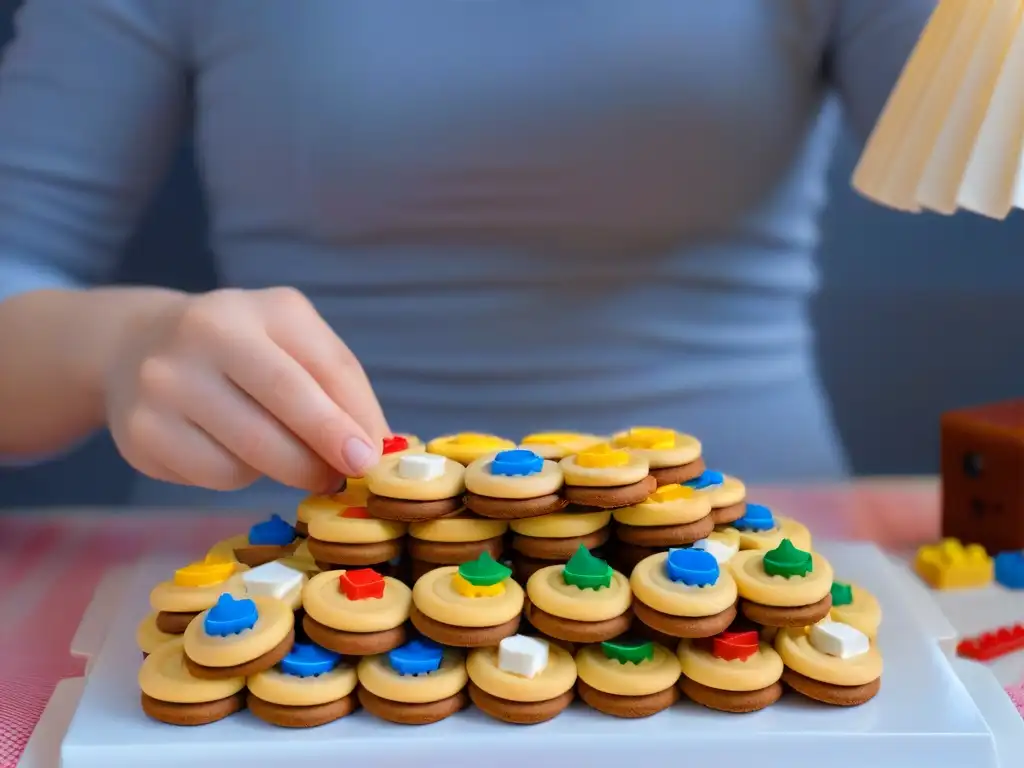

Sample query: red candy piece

[339,568,386,600]
[382,435,409,454]
[340,506,370,519]
[712,630,760,661]
[956,624,1024,662]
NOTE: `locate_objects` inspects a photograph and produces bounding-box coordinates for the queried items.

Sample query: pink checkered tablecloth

[0,481,1021,767]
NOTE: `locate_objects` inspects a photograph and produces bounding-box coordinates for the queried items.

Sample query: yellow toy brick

[914,538,993,590]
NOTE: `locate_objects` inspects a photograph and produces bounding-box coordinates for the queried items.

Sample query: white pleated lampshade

[853,0,1024,220]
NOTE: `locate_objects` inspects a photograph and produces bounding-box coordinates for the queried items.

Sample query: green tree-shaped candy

[762,539,813,578]
[458,552,511,587]
[601,639,654,665]
[830,581,854,606]
[561,545,612,590]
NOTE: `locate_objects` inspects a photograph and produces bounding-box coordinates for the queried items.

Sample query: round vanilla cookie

[137,612,178,655]
[677,639,783,692]
[307,511,406,544]
[248,663,358,707]
[575,642,681,696]
[613,492,713,527]
[700,475,746,507]
[729,550,833,608]
[466,643,577,703]
[139,638,246,704]
[357,649,468,704]
[559,451,650,487]
[409,515,509,543]
[366,454,466,501]
[149,574,246,614]
[183,597,293,668]
[830,584,882,638]
[302,571,411,632]
[427,433,517,465]
[510,509,611,539]
[413,565,524,628]
[630,552,737,617]
[611,428,702,469]
[519,432,607,460]
[297,495,347,526]
[775,627,883,687]
[526,565,631,622]
[464,454,564,499]
[733,516,812,551]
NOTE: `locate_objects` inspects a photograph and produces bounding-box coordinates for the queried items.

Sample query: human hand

[104,287,389,493]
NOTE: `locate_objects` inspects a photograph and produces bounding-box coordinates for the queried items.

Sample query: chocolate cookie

[649,458,706,486]
[357,687,467,725]
[468,682,574,724]
[711,501,747,525]
[294,521,309,537]
[367,494,463,522]
[140,691,246,726]
[233,542,300,568]
[632,599,737,639]
[614,515,714,547]
[155,610,198,635]
[612,543,667,575]
[577,680,678,718]
[740,594,832,628]
[409,559,441,581]
[511,527,610,560]
[524,600,632,643]
[301,614,407,655]
[562,476,657,509]
[409,603,521,647]
[184,630,294,680]
[782,669,881,706]
[407,536,503,565]
[464,492,567,520]
[510,554,555,584]
[247,691,358,727]
[306,537,404,568]
[680,678,782,713]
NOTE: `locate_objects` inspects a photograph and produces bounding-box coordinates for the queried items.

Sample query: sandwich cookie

[295,494,347,538]
[613,484,714,548]
[407,513,508,581]
[519,432,607,460]
[467,635,577,724]
[149,558,246,635]
[684,470,748,525]
[301,569,411,655]
[241,561,307,612]
[775,622,882,706]
[828,581,882,639]
[524,546,632,643]
[366,453,466,522]
[509,508,612,583]
[677,629,784,713]
[357,640,468,724]
[410,554,524,646]
[247,642,358,727]
[730,540,834,627]
[575,639,681,718]
[232,515,300,568]
[463,449,567,519]
[630,549,738,638]
[611,427,704,486]
[726,504,812,552]
[426,432,516,466]
[183,594,295,680]
[305,505,406,572]
[333,434,426,508]
[136,612,178,658]
[139,638,246,726]
[559,444,655,509]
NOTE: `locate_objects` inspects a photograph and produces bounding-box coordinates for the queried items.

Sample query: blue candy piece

[490,449,544,477]
[204,593,259,637]
[684,470,725,490]
[664,548,719,587]
[732,503,775,532]
[280,642,343,678]
[248,514,296,546]
[995,551,1024,590]
[388,638,444,676]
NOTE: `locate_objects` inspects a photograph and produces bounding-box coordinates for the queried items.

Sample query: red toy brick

[340,506,371,519]
[955,624,1024,662]
[382,435,409,454]
[339,568,386,600]
[712,630,760,661]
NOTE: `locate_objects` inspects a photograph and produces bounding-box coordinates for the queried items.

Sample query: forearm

[0,286,187,456]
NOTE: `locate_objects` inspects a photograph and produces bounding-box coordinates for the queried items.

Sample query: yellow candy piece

[650,484,695,502]
[173,560,235,588]
[451,573,506,598]
[914,538,993,590]
[522,432,582,446]
[450,433,506,448]
[576,443,630,468]
[614,427,677,451]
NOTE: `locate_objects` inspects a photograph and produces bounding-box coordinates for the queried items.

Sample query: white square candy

[498,634,549,679]
[809,621,870,659]
[691,537,738,564]
[398,453,447,481]
[242,561,304,601]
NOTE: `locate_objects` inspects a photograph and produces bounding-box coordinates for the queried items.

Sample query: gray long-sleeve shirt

[0,0,935,507]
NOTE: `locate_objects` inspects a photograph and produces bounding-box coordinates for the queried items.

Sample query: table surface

[1,478,1022,768]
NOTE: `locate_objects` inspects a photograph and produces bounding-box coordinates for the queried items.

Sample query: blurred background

[0,2,1021,508]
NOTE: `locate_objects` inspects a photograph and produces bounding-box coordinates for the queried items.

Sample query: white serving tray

[55,542,1023,768]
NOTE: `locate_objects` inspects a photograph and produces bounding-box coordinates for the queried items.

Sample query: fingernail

[343,437,375,476]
